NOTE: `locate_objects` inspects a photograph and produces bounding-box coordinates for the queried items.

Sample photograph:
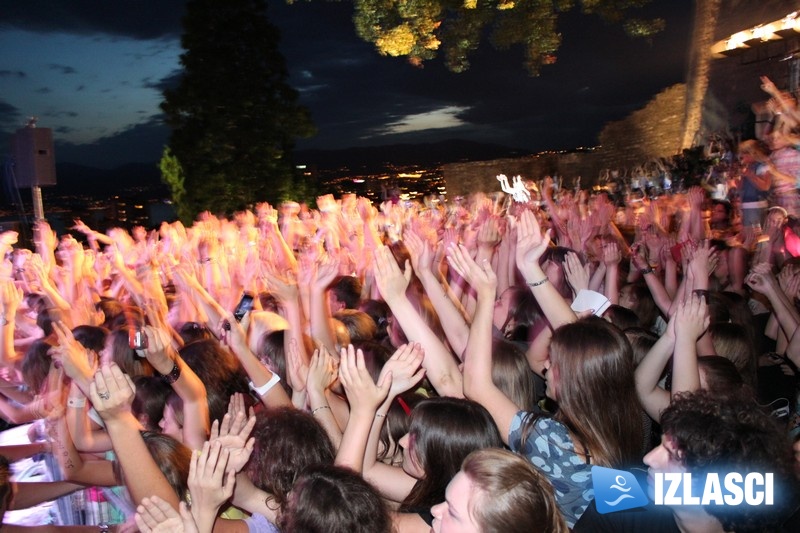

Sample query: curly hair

[277,465,391,533]
[661,391,797,533]
[245,408,335,511]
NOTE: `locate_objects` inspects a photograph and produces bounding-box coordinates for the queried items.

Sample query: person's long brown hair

[521,318,643,467]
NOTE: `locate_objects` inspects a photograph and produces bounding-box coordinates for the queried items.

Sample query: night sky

[0,0,694,169]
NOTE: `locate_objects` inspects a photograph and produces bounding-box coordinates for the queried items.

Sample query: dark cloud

[142,69,183,92]
[55,117,168,168]
[0,99,21,125]
[48,63,76,74]
[0,0,185,39]
[35,87,52,94]
[76,85,85,92]
[0,70,26,78]
[43,110,79,118]
[55,126,75,134]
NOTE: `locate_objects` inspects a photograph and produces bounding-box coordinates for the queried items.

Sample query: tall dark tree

[161,0,315,220]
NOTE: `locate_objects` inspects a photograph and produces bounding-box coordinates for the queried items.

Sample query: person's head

[710,200,732,226]
[179,338,249,424]
[708,322,756,385]
[618,283,659,329]
[132,376,172,432]
[103,328,155,378]
[490,338,538,412]
[493,286,542,340]
[256,329,292,395]
[696,355,747,395]
[623,327,658,366]
[738,139,769,165]
[71,325,108,353]
[543,317,641,467]
[328,275,362,314]
[358,299,390,341]
[177,321,212,344]
[431,449,568,533]
[398,397,503,511]
[22,338,55,393]
[140,432,192,502]
[278,464,391,533]
[246,408,335,511]
[334,309,377,342]
[603,304,640,331]
[539,247,573,299]
[645,390,796,532]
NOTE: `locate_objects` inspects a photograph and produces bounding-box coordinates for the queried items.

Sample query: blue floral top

[508,411,593,528]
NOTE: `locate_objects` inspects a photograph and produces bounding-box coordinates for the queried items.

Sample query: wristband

[527,277,549,287]
[640,266,655,275]
[249,373,281,397]
[311,405,330,416]
[67,397,86,409]
[162,362,181,384]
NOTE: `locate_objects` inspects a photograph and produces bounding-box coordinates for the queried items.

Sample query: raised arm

[514,209,576,329]
[405,230,469,359]
[448,243,519,444]
[90,363,181,510]
[373,246,463,398]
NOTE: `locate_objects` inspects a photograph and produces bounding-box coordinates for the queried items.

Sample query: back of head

[661,390,796,533]
[108,327,155,378]
[331,275,363,310]
[72,325,108,353]
[403,397,503,510]
[141,432,192,502]
[491,337,538,412]
[278,464,391,533]
[246,408,335,509]
[132,376,172,432]
[179,338,249,423]
[22,338,54,393]
[604,304,640,331]
[334,309,377,342]
[549,318,641,467]
[623,327,658,366]
[463,449,568,533]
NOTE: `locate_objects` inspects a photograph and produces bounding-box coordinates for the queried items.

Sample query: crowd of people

[0,78,799,533]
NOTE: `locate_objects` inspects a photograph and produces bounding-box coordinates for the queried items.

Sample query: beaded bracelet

[527,277,549,287]
[311,405,331,416]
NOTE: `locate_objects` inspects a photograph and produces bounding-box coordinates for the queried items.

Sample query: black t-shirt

[573,499,680,533]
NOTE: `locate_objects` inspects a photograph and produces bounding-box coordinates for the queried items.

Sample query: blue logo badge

[592,466,649,514]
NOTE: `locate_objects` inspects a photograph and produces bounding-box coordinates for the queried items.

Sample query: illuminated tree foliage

[296,0,664,75]
[161,0,315,220]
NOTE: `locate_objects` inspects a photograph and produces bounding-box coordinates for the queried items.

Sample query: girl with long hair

[452,210,643,528]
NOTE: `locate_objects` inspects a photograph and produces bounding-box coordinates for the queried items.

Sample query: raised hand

[338,344,391,416]
[563,251,590,294]
[373,246,412,304]
[446,242,497,298]
[135,496,196,533]
[673,293,709,341]
[404,229,434,275]
[312,254,340,291]
[89,363,136,422]
[514,209,551,277]
[209,395,256,474]
[50,321,95,384]
[188,440,235,532]
[306,347,338,397]
[379,342,425,399]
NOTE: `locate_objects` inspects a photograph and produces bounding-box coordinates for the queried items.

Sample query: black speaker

[11,127,56,188]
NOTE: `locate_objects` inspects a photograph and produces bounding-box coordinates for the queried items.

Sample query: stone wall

[443,84,687,195]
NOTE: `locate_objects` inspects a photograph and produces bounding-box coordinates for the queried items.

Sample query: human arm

[671,293,709,396]
[373,246,463,398]
[448,243,519,444]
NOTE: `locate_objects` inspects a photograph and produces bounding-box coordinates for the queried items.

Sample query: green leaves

[344,0,661,75]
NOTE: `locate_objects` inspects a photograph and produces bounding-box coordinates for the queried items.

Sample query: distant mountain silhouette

[295,139,533,172]
[47,139,531,196]
[48,161,165,195]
